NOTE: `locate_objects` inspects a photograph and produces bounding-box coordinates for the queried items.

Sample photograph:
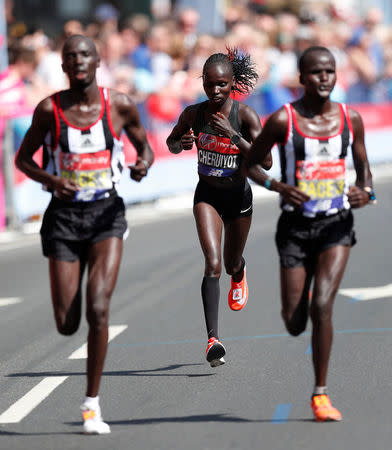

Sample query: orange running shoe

[205,337,226,367]
[228,265,248,311]
[311,394,342,422]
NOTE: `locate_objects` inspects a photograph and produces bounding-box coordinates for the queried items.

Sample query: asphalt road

[0,176,391,450]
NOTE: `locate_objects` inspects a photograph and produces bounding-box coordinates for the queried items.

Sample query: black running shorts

[40,193,128,262]
[193,179,253,220]
[275,209,356,269]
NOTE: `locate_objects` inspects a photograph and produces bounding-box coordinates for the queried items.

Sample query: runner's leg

[49,257,85,335]
[280,266,313,336]
[310,245,350,387]
[194,202,223,340]
[85,237,123,397]
[223,214,251,280]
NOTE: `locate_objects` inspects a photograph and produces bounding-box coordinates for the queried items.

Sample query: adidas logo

[82,137,93,147]
[317,141,330,158]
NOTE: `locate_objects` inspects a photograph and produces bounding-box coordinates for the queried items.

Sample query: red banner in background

[122,127,196,165]
[121,102,392,164]
[351,103,392,130]
[7,101,392,225]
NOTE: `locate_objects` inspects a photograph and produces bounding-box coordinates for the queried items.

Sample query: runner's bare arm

[15,98,79,199]
[246,107,310,205]
[166,106,196,154]
[114,91,154,181]
[243,104,272,169]
[246,107,285,185]
[347,108,373,208]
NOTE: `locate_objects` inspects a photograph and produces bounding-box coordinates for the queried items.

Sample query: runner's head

[202,48,258,105]
[298,46,336,99]
[61,35,100,87]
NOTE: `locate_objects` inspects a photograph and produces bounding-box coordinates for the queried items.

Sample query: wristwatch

[364,186,377,205]
[141,159,150,170]
[230,134,241,146]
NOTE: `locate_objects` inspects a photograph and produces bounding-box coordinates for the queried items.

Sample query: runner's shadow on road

[107,416,315,425]
[0,429,84,436]
[6,363,214,379]
[66,414,315,427]
[67,413,260,427]
[0,416,315,436]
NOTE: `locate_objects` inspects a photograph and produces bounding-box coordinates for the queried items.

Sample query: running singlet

[278,103,354,217]
[193,100,244,178]
[43,87,124,202]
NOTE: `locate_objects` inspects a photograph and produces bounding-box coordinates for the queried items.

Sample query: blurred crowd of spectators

[2,0,392,128]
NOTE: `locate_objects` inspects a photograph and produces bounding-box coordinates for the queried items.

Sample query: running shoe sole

[209,357,225,367]
[206,341,226,366]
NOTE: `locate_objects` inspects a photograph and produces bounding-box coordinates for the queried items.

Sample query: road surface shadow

[66,414,315,427]
[6,363,214,379]
[0,416,315,436]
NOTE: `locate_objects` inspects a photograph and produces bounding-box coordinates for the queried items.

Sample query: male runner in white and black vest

[16,35,154,434]
[247,46,374,422]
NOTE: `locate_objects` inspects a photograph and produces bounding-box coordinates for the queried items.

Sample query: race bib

[197,132,240,178]
[296,159,346,214]
[60,150,113,201]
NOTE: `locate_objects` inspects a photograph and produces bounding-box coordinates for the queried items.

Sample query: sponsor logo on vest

[198,132,239,154]
[61,153,81,171]
[199,134,217,151]
[317,141,330,159]
[81,137,93,147]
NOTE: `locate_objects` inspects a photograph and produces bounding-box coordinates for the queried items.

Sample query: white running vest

[278,103,354,217]
[43,87,124,202]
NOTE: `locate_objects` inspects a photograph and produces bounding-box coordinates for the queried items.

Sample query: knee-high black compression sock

[201,277,220,339]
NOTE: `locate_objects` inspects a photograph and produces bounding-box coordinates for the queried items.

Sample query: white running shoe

[81,405,111,435]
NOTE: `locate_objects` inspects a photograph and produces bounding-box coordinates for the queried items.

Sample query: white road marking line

[339,283,392,301]
[0,376,67,424]
[0,297,22,307]
[68,324,128,359]
[0,324,128,423]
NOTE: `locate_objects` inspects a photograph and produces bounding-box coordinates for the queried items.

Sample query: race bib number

[197,132,240,178]
[296,159,346,213]
[60,150,113,201]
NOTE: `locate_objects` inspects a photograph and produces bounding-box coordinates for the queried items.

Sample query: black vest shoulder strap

[192,101,208,136]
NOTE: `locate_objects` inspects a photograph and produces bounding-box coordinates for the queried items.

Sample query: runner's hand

[210,112,234,138]
[347,186,369,208]
[52,176,79,201]
[278,183,311,207]
[181,128,195,150]
[129,157,148,182]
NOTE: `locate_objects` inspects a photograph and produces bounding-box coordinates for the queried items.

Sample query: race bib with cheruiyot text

[197,132,240,178]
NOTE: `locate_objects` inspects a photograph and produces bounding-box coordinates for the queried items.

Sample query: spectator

[96,31,125,87]
[176,7,200,51]
[120,14,151,71]
[346,29,379,103]
[4,43,45,107]
[145,22,173,91]
[93,2,120,34]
